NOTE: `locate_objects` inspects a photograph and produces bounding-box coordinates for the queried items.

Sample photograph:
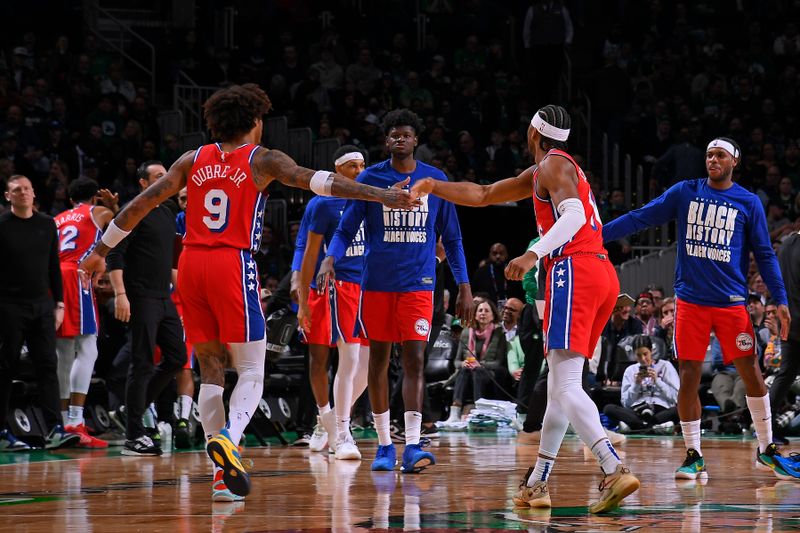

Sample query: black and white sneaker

[45,425,80,450]
[0,429,32,451]
[421,425,440,439]
[121,435,163,456]
[390,423,405,444]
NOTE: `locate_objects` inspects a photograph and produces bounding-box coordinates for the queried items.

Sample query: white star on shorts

[556,268,566,277]
[248,282,256,291]
[556,279,565,288]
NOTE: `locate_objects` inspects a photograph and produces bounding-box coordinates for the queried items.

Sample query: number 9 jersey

[183,143,268,251]
[178,143,268,344]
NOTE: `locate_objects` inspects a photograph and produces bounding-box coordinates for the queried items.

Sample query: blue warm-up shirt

[603,179,788,307]
[304,195,365,289]
[292,211,312,271]
[326,160,469,292]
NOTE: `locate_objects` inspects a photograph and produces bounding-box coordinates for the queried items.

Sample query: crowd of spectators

[2,1,800,445]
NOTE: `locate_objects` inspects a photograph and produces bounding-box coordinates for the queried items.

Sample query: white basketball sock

[198,384,225,442]
[374,410,391,446]
[680,420,702,456]
[746,394,773,453]
[226,339,266,446]
[178,394,193,420]
[67,405,84,426]
[528,377,569,485]
[404,411,422,446]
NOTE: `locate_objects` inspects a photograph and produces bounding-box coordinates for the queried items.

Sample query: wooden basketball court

[1,433,798,532]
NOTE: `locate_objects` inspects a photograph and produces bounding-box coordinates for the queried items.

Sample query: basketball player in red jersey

[79,84,419,500]
[411,105,639,513]
[54,177,118,448]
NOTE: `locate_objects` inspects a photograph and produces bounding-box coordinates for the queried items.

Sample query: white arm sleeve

[528,198,586,258]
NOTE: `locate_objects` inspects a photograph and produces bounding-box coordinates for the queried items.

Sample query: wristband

[101,220,131,248]
[310,170,334,196]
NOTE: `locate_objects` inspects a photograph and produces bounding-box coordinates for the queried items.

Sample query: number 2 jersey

[183,143,268,251]
[54,203,101,336]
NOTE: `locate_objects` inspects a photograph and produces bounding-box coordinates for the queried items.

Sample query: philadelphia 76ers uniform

[603,179,788,363]
[326,160,469,343]
[178,143,268,343]
[55,203,101,337]
[300,195,367,346]
[533,149,619,357]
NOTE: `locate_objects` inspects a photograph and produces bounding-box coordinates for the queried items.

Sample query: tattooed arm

[87,152,192,259]
[251,149,419,209]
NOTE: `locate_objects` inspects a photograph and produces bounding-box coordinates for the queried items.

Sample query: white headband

[530,113,570,142]
[707,139,739,159]
[334,151,364,167]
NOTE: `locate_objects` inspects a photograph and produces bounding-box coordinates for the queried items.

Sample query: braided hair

[535,104,571,151]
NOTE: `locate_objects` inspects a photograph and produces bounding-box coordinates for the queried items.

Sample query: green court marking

[0,496,59,506]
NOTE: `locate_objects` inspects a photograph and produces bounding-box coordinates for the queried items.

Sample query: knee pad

[229,339,266,382]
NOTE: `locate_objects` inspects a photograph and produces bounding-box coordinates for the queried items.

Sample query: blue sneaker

[400,443,435,474]
[371,443,396,471]
[757,443,800,480]
[0,429,31,452]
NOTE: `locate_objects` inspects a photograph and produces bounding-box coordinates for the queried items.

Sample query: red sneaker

[65,424,108,448]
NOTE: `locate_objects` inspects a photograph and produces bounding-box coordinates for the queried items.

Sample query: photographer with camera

[603,335,680,434]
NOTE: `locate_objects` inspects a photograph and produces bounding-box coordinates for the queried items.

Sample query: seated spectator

[635,291,658,335]
[654,297,676,361]
[747,294,770,356]
[500,297,523,341]
[597,296,643,385]
[710,335,745,414]
[603,335,680,433]
[444,299,507,423]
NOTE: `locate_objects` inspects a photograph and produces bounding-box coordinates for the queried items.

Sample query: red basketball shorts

[171,290,194,369]
[358,290,433,343]
[57,263,98,338]
[674,298,755,364]
[177,247,265,344]
[302,280,366,346]
[543,254,619,358]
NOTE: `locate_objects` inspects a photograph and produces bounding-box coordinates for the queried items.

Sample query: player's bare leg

[674,359,710,480]
[196,340,248,500]
[308,344,336,452]
[368,340,396,471]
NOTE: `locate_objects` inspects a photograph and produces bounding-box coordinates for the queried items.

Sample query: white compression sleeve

[227,339,266,445]
[528,198,586,258]
[56,338,76,401]
[71,334,98,395]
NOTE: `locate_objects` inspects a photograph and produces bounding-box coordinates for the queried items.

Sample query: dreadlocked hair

[203,84,273,142]
[536,104,571,151]
[382,108,424,136]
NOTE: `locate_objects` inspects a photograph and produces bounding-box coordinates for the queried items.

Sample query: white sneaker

[605,428,627,445]
[652,421,675,435]
[617,421,631,434]
[309,417,328,452]
[334,434,361,460]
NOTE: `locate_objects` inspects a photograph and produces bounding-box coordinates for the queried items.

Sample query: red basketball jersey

[183,143,268,251]
[54,203,102,264]
[532,149,607,267]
